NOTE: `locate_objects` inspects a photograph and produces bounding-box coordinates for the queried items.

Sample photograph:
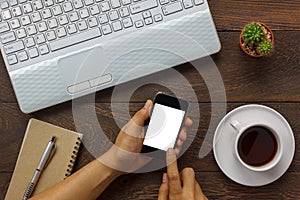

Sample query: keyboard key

[119,7,129,17]
[42,8,52,19]
[69,11,79,22]
[16,28,27,38]
[19,0,27,3]
[4,41,25,54]
[99,13,108,24]
[73,0,83,9]
[193,0,203,5]
[84,0,94,5]
[144,17,152,25]
[66,24,77,34]
[17,50,28,62]
[135,20,143,28]
[56,27,67,37]
[112,21,122,31]
[183,0,193,8]
[52,5,63,15]
[32,0,43,10]
[12,6,22,17]
[0,1,9,9]
[121,0,131,5]
[46,30,56,41]
[0,22,10,33]
[25,37,35,47]
[142,11,151,18]
[7,54,18,65]
[10,19,21,29]
[162,2,183,15]
[2,10,12,20]
[79,8,89,18]
[58,14,69,25]
[159,0,168,5]
[108,10,119,20]
[36,33,46,44]
[39,44,49,55]
[31,12,42,22]
[100,1,110,12]
[20,15,31,26]
[102,24,112,35]
[0,32,16,44]
[50,28,101,51]
[90,5,100,15]
[122,17,133,28]
[63,2,73,12]
[27,24,37,35]
[48,18,58,29]
[29,47,39,58]
[37,21,48,32]
[77,20,88,31]
[130,0,158,14]
[23,3,33,14]
[111,0,121,8]
[44,0,54,7]
[87,17,98,27]
[154,14,162,21]
[9,0,18,6]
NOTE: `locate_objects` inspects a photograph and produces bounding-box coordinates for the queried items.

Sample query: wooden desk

[0,0,299,199]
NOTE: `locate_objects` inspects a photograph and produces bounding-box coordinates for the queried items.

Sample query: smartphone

[141,93,189,160]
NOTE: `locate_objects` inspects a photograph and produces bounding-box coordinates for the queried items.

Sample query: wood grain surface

[0,0,300,199]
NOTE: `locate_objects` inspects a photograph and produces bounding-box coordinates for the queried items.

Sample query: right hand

[158,149,208,200]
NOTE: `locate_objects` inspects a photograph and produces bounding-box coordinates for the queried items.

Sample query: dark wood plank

[1,31,299,104]
[210,0,300,31]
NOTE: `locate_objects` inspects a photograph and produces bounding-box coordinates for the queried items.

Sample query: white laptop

[0,0,220,113]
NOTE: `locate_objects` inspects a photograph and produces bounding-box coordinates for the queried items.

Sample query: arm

[30,100,191,200]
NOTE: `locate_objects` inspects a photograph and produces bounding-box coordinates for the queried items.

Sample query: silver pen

[23,136,56,200]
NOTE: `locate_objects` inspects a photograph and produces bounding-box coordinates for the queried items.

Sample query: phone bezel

[141,93,189,160]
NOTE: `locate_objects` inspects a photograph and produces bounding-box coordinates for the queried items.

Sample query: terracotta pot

[239,22,274,57]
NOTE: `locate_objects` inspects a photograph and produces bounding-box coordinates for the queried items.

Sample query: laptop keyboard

[0,0,204,66]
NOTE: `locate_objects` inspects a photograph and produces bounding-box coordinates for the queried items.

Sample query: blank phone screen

[143,103,185,151]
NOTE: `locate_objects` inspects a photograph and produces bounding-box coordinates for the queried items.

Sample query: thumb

[131,100,152,126]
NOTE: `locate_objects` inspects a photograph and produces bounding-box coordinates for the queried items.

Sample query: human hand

[158,149,207,200]
[100,100,193,173]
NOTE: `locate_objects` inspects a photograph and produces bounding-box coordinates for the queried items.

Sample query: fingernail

[167,148,175,155]
[162,173,167,183]
[143,100,151,110]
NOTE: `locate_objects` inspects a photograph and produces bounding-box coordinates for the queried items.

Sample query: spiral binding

[64,137,82,178]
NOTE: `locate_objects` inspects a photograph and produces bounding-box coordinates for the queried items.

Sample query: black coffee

[237,126,278,167]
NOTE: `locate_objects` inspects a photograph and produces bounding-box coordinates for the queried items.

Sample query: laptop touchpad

[59,46,110,87]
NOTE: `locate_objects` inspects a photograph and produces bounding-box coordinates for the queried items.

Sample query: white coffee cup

[230,120,283,172]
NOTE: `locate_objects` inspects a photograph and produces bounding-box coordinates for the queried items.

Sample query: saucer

[213,104,295,186]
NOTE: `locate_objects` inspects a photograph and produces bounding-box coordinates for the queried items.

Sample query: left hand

[99,100,193,173]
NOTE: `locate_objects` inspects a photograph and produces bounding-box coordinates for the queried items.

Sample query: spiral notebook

[4,119,83,200]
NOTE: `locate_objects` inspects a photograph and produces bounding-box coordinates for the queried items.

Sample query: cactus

[242,23,265,46]
[258,41,273,55]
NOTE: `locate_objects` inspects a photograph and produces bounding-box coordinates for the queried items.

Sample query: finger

[166,149,182,194]
[179,128,187,141]
[184,117,193,126]
[177,138,183,147]
[181,168,195,192]
[131,100,153,126]
[123,100,153,138]
[194,180,208,200]
[174,148,180,155]
[158,173,168,200]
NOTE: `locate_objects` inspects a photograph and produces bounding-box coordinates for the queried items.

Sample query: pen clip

[44,143,56,169]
